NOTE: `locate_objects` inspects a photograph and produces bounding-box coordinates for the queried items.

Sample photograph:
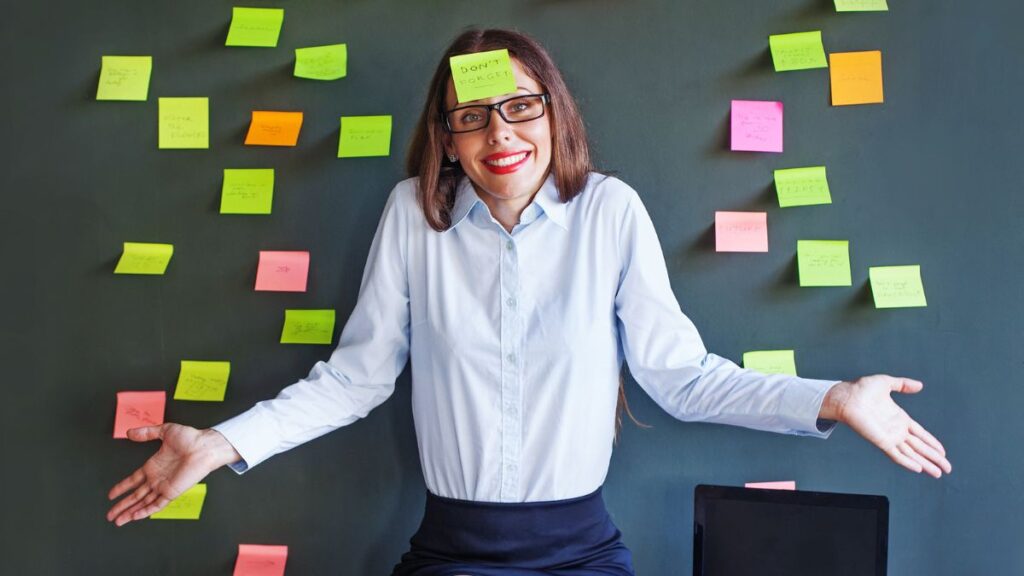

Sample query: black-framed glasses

[442,93,550,134]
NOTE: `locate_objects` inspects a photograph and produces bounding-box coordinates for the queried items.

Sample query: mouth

[481,150,531,174]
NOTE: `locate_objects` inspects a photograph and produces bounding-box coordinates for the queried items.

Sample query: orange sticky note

[830,51,884,106]
[255,251,310,292]
[715,211,768,252]
[113,391,166,439]
[234,544,288,576]
[745,481,796,490]
[245,111,303,146]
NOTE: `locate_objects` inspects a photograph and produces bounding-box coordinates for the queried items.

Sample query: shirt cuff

[210,407,282,475]
[777,378,842,439]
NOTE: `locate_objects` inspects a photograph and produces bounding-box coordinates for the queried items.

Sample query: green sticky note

[797,240,852,286]
[150,483,206,520]
[869,265,927,308]
[114,242,174,275]
[159,97,209,149]
[174,361,230,402]
[96,56,152,101]
[835,0,889,11]
[449,49,517,103]
[294,44,347,80]
[743,350,798,376]
[338,116,392,158]
[225,7,284,47]
[769,31,828,72]
[774,166,832,207]
[221,169,273,214]
[281,309,335,344]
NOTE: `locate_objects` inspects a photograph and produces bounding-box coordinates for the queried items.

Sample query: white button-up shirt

[213,173,839,503]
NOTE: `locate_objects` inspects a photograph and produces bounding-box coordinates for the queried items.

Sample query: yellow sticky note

[96,56,152,101]
[869,265,927,308]
[280,309,335,344]
[159,97,209,149]
[449,49,517,103]
[830,51,884,106]
[338,116,392,158]
[294,44,347,80]
[797,240,851,286]
[769,31,827,72]
[221,169,274,214]
[114,242,174,275]
[743,350,798,376]
[225,7,284,47]
[150,483,207,520]
[174,361,230,402]
[774,166,832,207]
[835,0,888,11]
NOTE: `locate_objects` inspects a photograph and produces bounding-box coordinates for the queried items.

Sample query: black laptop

[693,484,889,576]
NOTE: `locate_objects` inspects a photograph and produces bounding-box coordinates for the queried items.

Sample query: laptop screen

[693,484,889,576]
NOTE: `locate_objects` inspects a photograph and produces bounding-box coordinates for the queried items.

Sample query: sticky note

[174,361,230,402]
[245,111,303,146]
[715,211,768,252]
[159,97,209,149]
[221,169,274,214]
[114,242,174,275]
[730,100,783,153]
[96,56,152,101]
[746,481,797,490]
[835,0,888,11]
[234,544,289,576]
[255,251,310,292]
[225,7,284,47]
[769,31,827,72]
[743,350,797,376]
[294,44,347,80]
[797,240,852,286]
[774,166,832,207]
[150,483,206,520]
[281,309,335,344]
[338,116,392,158]
[449,49,517,103]
[830,51,884,106]
[869,265,927,308]
[113,391,166,439]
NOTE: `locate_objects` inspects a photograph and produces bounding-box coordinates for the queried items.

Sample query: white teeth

[485,152,528,167]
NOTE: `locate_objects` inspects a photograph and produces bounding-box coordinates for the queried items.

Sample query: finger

[909,420,947,457]
[907,434,952,475]
[126,424,166,443]
[898,442,942,478]
[106,485,151,522]
[115,491,160,527]
[132,495,173,522]
[885,444,922,473]
[108,469,145,501]
[891,377,923,394]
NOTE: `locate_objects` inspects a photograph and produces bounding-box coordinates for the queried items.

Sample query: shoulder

[387,176,421,210]
[569,172,644,224]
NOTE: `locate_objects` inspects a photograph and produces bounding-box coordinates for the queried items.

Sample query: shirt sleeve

[613,188,840,438]
[212,185,413,473]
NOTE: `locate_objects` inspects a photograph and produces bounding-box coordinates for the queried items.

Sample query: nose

[486,107,513,144]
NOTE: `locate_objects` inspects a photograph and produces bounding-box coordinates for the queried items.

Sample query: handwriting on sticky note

[294,44,347,80]
[746,481,797,490]
[743,350,798,376]
[159,97,208,149]
[280,309,335,344]
[774,166,832,207]
[150,483,207,520]
[869,265,927,308]
[830,51,884,106]
[234,544,289,576]
[222,169,274,214]
[245,111,303,146]
[174,361,230,402]
[835,0,888,11]
[731,100,783,153]
[715,212,768,252]
[225,7,284,47]
[255,251,310,292]
[798,240,852,286]
[113,391,166,438]
[449,49,517,103]
[338,116,392,158]
[769,31,827,72]
[97,56,152,101]
[114,242,174,275]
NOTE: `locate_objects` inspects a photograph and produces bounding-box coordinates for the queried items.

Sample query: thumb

[126,424,165,443]
[890,377,923,394]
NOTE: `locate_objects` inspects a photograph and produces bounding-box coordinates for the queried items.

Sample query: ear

[442,133,456,158]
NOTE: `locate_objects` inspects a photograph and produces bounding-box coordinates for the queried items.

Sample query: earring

[448,154,458,162]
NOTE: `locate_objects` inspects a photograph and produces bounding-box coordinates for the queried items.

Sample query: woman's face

[443,59,553,205]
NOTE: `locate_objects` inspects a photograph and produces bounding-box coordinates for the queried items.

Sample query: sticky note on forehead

[449,49,517,103]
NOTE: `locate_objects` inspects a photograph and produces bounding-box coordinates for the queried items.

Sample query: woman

[107,29,951,575]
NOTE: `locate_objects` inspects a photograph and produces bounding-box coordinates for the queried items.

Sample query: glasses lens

[501,96,545,122]
[447,106,489,132]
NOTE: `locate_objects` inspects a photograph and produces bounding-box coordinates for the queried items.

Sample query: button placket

[499,234,522,501]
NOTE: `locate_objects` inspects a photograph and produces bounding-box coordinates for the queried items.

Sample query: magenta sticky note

[745,480,797,490]
[730,100,784,153]
[233,544,288,576]
[255,251,310,292]
[113,391,166,439]
[715,211,768,252]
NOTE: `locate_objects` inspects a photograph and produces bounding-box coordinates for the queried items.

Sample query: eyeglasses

[442,93,550,134]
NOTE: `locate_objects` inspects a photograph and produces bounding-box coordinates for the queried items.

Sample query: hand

[823,375,952,478]
[106,424,240,526]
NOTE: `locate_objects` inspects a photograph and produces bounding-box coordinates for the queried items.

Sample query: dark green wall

[3,0,1021,573]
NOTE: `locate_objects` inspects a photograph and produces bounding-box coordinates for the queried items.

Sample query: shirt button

[506,297,517,308]
[506,240,514,251]
[507,353,516,363]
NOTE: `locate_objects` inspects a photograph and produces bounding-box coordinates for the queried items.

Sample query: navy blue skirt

[391,486,635,576]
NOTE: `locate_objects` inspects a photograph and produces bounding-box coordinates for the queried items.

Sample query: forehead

[444,57,543,108]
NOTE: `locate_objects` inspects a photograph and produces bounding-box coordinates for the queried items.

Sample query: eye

[460,111,483,123]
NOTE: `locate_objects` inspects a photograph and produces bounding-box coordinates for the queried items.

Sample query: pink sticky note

[730,100,784,153]
[715,211,768,252]
[234,544,288,576]
[113,391,166,439]
[745,480,797,490]
[255,251,310,292]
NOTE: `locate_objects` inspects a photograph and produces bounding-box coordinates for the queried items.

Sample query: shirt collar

[446,173,568,232]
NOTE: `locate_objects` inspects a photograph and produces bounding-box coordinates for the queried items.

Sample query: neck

[472,181,544,234]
